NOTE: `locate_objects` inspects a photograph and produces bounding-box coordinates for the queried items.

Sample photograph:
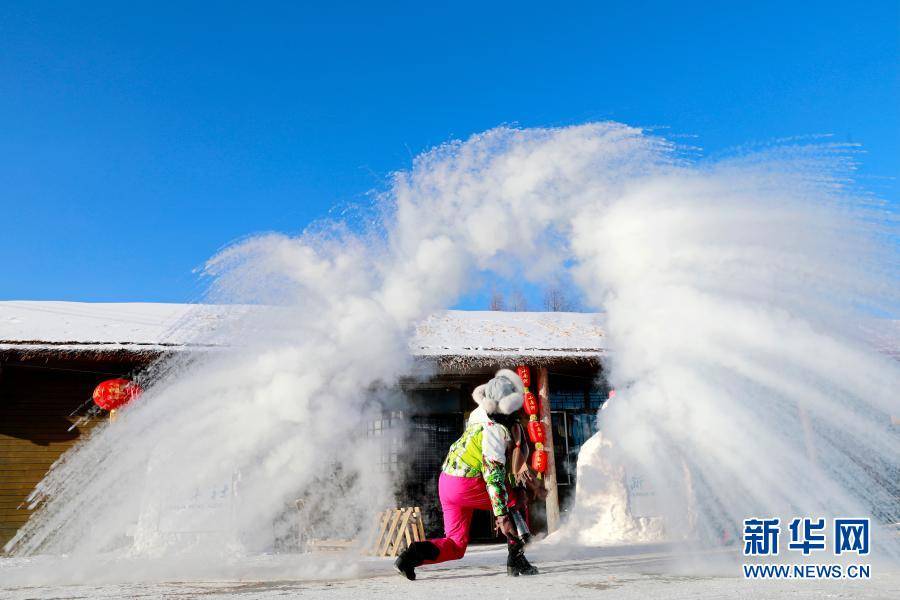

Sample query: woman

[395,369,540,579]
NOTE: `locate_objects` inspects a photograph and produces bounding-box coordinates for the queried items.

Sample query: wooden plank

[0,465,52,474]
[403,518,412,547]
[414,507,425,541]
[0,479,41,487]
[307,539,354,551]
[1,447,77,454]
[0,513,31,524]
[0,450,76,458]
[390,508,414,557]
[0,475,44,484]
[378,509,402,557]
[0,472,57,480]
[368,509,391,555]
[0,437,82,444]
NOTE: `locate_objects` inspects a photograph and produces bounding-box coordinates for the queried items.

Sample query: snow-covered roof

[3,301,895,364]
[412,310,605,359]
[0,301,607,360]
[0,302,224,352]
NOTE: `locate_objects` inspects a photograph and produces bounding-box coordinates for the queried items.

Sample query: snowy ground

[3,543,898,599]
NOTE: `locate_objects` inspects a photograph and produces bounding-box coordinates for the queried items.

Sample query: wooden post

[537,366,560,533]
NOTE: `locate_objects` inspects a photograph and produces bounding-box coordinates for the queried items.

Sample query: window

[587,384,609,410]
[547,373,607,493]
[366,410,404,473]
[550,388,586,410]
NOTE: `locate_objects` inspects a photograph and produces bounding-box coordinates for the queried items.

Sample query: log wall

[0,358,142,551]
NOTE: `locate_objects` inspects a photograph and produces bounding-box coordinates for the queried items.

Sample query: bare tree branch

[509,290,528,312]
[489,291,506,311]
[543,287,571,312]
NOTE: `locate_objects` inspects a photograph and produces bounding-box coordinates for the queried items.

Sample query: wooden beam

[537,366,560,533]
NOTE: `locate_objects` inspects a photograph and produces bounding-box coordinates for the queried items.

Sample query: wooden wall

[0,356,144,551]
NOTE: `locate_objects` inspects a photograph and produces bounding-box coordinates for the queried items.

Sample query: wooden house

[0,301,609,549]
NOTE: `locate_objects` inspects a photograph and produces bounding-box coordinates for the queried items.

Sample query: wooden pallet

[365,506,426,557]
[305,538,356,552]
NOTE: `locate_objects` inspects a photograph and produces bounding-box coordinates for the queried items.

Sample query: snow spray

[4,123,899,581]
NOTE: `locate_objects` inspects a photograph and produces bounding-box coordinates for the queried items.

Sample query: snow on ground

[2,543,897,599]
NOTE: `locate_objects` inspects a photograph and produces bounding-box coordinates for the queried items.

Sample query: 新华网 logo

[741,516,871,579]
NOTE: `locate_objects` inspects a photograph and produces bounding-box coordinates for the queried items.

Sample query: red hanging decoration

[517,364,548,476]
[527,420,546,444]
[530,449,548,473]
[92,378,142,411]
[516,365,531,388]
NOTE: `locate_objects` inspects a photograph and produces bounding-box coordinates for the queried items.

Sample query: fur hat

[472,369,525,415]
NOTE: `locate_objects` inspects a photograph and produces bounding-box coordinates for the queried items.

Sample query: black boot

[507,542,539,576]
[394,541,439,581]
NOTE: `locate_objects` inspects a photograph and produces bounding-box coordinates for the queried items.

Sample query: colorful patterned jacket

[441,406,510,516]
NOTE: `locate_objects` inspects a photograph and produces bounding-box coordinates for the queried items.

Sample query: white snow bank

[548,431,667,546]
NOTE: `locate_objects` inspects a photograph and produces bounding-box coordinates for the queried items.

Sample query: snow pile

[5,123,899,582]
[555,432,667,545]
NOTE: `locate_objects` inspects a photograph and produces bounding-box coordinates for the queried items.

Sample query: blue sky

[1,1,897,305]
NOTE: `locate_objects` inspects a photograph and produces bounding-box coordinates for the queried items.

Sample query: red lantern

[523,391,539,416]
[527,421,546,444]
[92,378,142,411]
[516,365,531,388]
[530,449,548,473]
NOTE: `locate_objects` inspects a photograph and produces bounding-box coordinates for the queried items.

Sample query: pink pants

[425,472,515,564]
